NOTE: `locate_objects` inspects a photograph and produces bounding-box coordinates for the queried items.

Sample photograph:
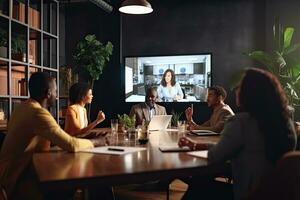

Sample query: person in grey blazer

[129,87,167,126]
[179,68,297,200]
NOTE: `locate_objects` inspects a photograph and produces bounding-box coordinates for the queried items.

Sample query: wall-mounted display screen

[125,54,212,102]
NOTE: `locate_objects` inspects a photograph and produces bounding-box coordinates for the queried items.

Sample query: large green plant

[73,34,113,86]
[247,19,300,105]
[73,34,113,120]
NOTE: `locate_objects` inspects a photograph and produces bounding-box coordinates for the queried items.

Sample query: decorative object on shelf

[59,65,78,96]
[0,0,8,15]
[11,35,26,61]
[119,0,153,15]
[73,34,113,120]
[0,110,4,121]
[0,28,8,58]
[246,18,300,107]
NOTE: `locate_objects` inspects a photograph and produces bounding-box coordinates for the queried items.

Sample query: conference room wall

[65,0,300,126]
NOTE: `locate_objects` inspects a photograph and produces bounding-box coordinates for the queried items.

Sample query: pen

[107,147,124,152]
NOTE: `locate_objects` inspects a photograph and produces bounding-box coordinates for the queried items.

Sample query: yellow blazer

[0,99,93,197]
[64,104,88,136]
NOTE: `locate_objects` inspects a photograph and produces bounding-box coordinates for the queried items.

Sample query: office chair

[247,151,300,200]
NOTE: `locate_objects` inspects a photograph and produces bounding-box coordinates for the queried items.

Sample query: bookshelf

[0,0,59,130]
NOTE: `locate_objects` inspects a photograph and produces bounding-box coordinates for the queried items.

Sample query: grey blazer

[129,103,167,126]
[208,112,297,200]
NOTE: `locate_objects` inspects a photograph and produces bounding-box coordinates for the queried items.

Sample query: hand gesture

[175,95,182,101]
[96,111,105,123]
[178,137,195,150]
[185,107,193,122]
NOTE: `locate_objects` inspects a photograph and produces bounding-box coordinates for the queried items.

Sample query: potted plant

[171,111,182,127]
[246,18,300,107]
[11,35,26,61]
[0,28,7,58]
[73,34,113,120]
[73,34,113,86]
[117,114,136,131]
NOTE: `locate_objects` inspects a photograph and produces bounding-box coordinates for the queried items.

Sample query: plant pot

[12,53,26,62]
[0,46,7,58]
[124,126,136,141]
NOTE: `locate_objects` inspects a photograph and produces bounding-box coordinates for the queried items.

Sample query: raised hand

[185,107,193,122]
[96,111,105,124]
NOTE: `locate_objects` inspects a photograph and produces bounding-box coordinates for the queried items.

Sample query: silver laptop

[148,115,172,131]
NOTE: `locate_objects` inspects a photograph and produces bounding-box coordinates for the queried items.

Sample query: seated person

[0,72,108,199]
[129,87,167,126]
[157,69,183,102]
[64,82,105,137]
[179,68,297,200]
[185,85,234,133]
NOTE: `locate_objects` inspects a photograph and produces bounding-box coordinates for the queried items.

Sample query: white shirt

[146,103,156,120]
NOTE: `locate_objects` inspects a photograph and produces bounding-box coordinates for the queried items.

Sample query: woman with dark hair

[64,82,105,136]
[157,69,183,102]
[178,68,297,200]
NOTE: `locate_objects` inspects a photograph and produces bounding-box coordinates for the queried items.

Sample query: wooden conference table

[33,129,225,191]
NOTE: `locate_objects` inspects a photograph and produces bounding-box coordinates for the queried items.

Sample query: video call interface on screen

[125,54,212,103]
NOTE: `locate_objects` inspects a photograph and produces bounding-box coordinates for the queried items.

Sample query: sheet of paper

[190,130,219,136]
[80,146,146,155]
[187,150,208,158]
[165,128,179,132]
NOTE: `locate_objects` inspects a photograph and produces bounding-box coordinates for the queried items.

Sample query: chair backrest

[0,186,7,200]
[247,151,300,200]
[181,88,186,99]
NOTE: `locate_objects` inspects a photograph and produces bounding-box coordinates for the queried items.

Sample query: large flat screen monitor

[125,54,212,102]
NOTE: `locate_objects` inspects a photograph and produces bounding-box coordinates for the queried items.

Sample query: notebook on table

[190,130,220,136]
[148,115,172,131]
[159,144,190,152]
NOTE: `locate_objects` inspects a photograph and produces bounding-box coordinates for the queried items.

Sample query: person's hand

[90,134,110,147]
[175,95,182,101]
[96,111,105,124]
[294,122,300,136]
[188,122,197,130]
[185,107,193,122]
[178,137,195,150]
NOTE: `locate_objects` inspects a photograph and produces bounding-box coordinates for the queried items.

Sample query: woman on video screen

[157,69,184,102]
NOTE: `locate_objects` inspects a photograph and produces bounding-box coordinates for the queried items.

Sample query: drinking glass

[110,119,118,144]
[177,120,186,133]
[111,119,118,134]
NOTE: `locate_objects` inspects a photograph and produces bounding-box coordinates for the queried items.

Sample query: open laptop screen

[148,115,172,131]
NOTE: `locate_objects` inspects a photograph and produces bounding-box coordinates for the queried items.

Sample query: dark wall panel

[121,0,266,123]
[65,3,122,126]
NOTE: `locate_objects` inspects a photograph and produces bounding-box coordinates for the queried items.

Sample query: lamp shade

[119,0,153,14]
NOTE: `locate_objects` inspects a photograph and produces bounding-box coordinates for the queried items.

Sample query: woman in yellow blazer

[64,82,105,136]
